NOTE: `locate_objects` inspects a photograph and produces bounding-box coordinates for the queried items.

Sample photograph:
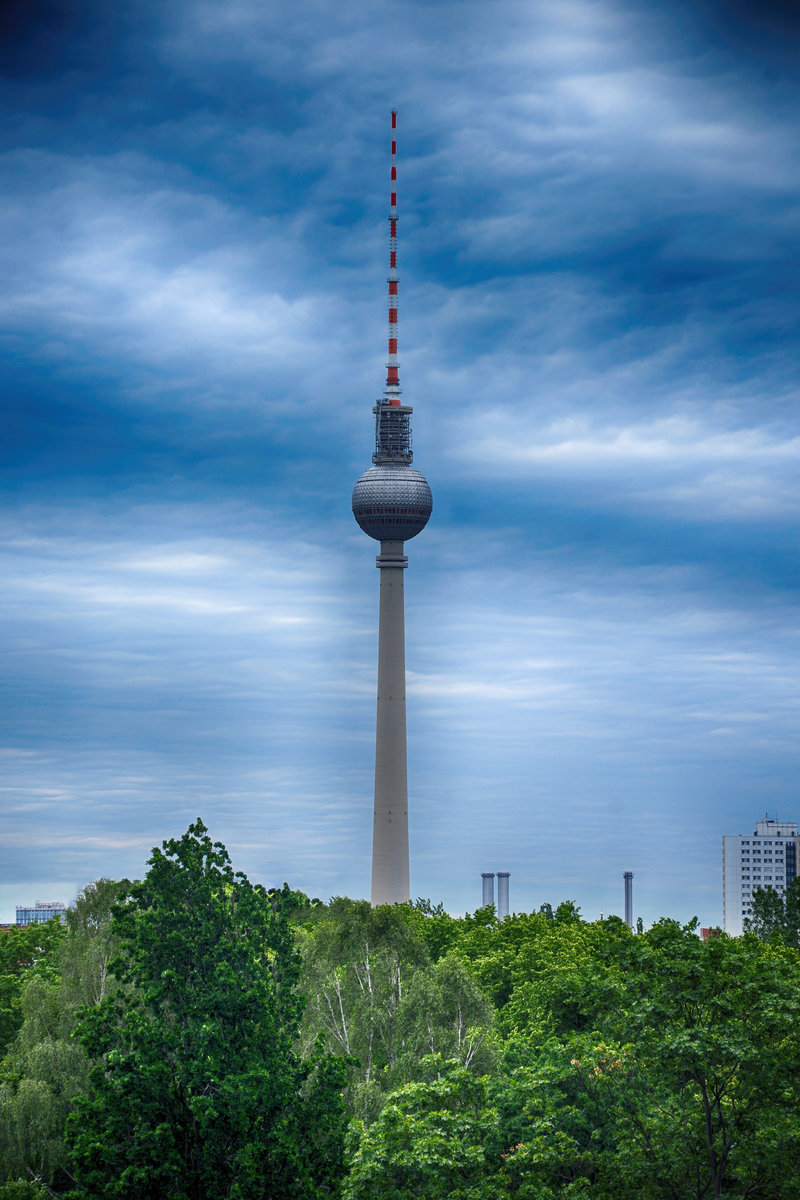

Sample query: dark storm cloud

[692,0,800,73]
[0,0,104,76]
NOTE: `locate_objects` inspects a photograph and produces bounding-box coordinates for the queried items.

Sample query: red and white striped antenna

[386,109,401,406]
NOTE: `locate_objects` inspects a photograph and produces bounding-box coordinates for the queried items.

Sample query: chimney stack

[624,871,634,929]
[497,871,510,920]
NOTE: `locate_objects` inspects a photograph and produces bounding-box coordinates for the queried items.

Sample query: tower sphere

[352,462,432,542]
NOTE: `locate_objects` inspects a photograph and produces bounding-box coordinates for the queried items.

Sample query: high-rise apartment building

[722,818,799,936]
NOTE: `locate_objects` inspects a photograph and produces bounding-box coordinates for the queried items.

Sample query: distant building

[15,901,66,926]
[722,818,799,936]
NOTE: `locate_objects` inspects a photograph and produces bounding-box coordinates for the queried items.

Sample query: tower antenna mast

[352,110,433,905]
[386,110,400,403]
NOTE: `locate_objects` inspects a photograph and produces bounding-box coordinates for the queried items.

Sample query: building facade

[722,818,799,936]
[16,900,66,925]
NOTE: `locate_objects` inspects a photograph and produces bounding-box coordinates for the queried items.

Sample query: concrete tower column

[371,539,410,904]
[481,872,495,909]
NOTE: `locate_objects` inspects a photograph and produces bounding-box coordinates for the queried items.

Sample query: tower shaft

[371,539,410,904]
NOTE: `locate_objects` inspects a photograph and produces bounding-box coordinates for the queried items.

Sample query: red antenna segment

[386,109,401,405]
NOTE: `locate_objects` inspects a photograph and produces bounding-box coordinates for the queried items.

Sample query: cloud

[2,0,800,927]
[451,412,800,519]
[0,151,330,392]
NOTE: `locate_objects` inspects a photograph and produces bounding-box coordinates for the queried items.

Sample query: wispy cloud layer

[2,0,799,925]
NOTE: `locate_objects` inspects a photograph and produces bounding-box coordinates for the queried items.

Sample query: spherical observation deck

[352,462,432,543]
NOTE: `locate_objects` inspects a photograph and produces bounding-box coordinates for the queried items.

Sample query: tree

[606,919,800,1198]
[746,879,800,946]
[345,1060,507,1200]
[409,900,462,963]
[298,901,497,1123]
[500,914,634,1043]
[66,821,347,1200]
[299,899,427,1118]
[393,954,497,1084]
[491,1051,614,1199]
[499,920,800,1199]
[0,880,123,1192]
[0,920,64,1058]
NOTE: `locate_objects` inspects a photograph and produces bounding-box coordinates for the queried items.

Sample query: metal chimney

[624,871,634,929]
[497,871,510,920]
[481,872,495,909]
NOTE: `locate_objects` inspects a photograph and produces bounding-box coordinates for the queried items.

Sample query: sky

[2,0,800,927]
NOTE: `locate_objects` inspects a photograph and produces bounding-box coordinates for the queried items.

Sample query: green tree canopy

[496,919,800,1198]
[746,878,800,946]
[67,820,348,1200]
[298,900,496,1123]
[0,920,65,1058]
[345,1059,506,1200]
[0,879,123,1193]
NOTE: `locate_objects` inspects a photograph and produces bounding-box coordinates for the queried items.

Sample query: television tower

[352,110,433,906]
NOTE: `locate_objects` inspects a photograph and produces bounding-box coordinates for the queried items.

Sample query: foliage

[610,920,800,1198]
[0,920,65,1058]
[66,821,348,1200]
[5,849,800,1199]
[0,1184,50,1200]
[746,878,800,946]
[298,900,496,1122]
[345,1059,506,1200]
[394,954,496,1074]
[341,914,800,1199]
[492,913,632,1042]
[497,919,800,1198]
[0,880,124,1192]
